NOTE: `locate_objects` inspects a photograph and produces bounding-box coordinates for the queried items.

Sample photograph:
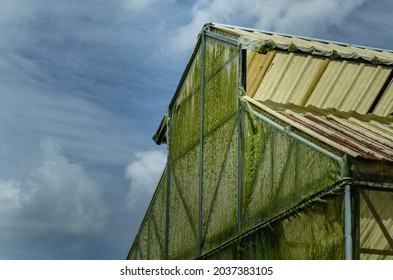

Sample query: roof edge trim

[213,22,393,54]
[238,35,393,65]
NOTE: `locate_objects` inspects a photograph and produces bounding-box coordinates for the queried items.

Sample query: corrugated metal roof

[244,96,393,161]
[210,24,393,117]
[252,52,329,104]
[250,52,392,115]
[306,60,391,112]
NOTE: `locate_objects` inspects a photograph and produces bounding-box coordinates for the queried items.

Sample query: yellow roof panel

[248,51,391,115]
[246,50,276,98]
[306,61,391,113]
[253,52,327,104]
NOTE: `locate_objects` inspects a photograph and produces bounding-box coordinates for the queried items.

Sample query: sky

[1,0,393,259]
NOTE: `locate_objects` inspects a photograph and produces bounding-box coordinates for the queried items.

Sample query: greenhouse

[127,23,393,260]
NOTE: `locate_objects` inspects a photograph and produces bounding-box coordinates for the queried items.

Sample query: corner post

[197,31,205,257]
[344,184,353,260]
[164,111,172,259]
[237,47,245,236]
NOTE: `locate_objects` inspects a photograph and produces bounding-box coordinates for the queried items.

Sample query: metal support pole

[237,48,243,236]
[164,113,171,259]
[197,32,205,257]
[344,184,353,260]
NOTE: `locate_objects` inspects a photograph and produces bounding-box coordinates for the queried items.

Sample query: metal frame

[344,184,353,260]
[164,109,172,259]
[128,26,393,260]
[237,46,243,237]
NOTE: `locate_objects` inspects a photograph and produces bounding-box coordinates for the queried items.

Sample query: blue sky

[1,0,393,259]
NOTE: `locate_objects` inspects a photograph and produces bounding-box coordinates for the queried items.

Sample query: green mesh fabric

[128,170,167,259]
[168,145,199,259]
[241,104,341,232]
[205,193,344,260]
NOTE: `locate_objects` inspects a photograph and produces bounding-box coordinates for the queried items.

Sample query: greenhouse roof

[154,23,393,162]
[208,23,393,117]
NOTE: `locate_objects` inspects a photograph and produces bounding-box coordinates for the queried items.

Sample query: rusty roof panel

[244,96,393,161]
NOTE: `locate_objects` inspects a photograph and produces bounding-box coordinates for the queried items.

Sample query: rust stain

[304,114,393,160]
[285,113,379,159]
[277,107,393,161]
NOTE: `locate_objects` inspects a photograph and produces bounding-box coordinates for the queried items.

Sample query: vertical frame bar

[164,111,172,259]
[147,214,151,259]
[344,184,353,260]
[237,48,245,236]
[353,187,360,259]
[164,110,172,260]
[197,32,205,257]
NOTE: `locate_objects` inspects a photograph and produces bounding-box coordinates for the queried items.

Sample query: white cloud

[0,0,174,258]
[122,0,157,11]
[125,150,166,209]
[122,0,175,11]
[0,138,109,237]
[0,180,23,215]
[170,0,369,53]
[256,0,367,36]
